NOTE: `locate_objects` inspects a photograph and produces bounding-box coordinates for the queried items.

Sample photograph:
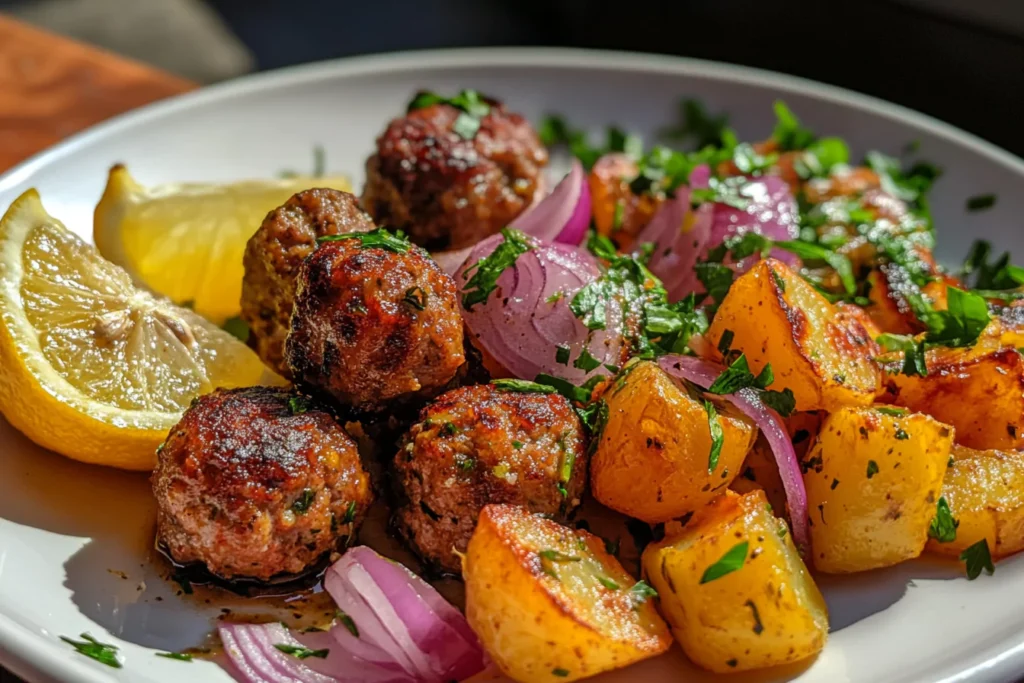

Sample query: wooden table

[0,17,194,682]
[0,15,195,171]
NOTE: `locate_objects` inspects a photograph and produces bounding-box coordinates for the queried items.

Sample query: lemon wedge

[0,190,277,470]
[94,165,352,323]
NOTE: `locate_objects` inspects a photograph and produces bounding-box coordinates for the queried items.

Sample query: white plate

[2,47,1024,683]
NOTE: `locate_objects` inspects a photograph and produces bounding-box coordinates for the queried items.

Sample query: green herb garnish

[317,227,411,253]
[337,609,359,637]
[928,496,959,543]
[629,580,659,605]
[291,488,316,514]
[408,89,490,140]
[598,576,621,590]
[403,286,427,310]
[491,378,556,394]
[573,348,603,372]
[555,345,571,365]
[156,652,193,662]
[966,194,997,212]
[866,460,879,478]
[461,228,533,309]
[60,633,121,668]
[700,541,749,584]
[273,644,329,659]
[960,539,994,580]
[287,395,312,415]
[704,399,724,474]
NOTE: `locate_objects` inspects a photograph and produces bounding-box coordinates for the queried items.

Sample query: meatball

[241,188,375,377]
[285,238,465,411]
[362,96,548,251]
[152,387,373,581]
[392,384,587,574]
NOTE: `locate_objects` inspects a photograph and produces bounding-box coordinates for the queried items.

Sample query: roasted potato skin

[803,407,953,573]
[642,490,828,673]
[864,265,949,336]
[882,343,1024,451]
[926,446,1024,560]
[591,361,758,522]
[707,259,881,412]
[463,504,672,683]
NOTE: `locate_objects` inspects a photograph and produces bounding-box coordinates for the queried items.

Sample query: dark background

[202,0,1024,155]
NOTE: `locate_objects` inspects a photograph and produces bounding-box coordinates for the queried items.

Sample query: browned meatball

[285,237,465,411]
[152,387,373,581]
[362,95,548,251]
[241,189,375,377]
[392,384,587,574]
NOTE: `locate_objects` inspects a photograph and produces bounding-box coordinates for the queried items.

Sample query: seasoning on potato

[642,489,828,673]
[463,504,672,683]
[590,360,759,523]
[803,406,954,573]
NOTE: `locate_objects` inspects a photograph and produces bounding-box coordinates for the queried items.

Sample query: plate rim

[3,45,1024,683]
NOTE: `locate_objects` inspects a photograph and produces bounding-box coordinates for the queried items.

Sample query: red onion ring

[456,233,628,382]
[432,160,589,276]
[641,167,801,300]
[218,547,486,683]
[509,158,590,247]
[657,354,810,553]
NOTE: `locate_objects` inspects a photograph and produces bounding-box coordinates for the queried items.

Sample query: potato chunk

[707,259,881,412]
[803,406,953,572]
[463,504,671,683]
[926,446,1024,560]
[591,360,758,522]
[883,342,1024,450]
[642,490,828,673]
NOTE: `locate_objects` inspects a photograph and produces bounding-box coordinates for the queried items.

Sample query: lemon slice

[94,165,352,323]
[0,190,276,470]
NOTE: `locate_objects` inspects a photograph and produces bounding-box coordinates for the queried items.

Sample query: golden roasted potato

[463,504,672,683]
[642,490,828,673]
[803,406,953,572]
[591,360,758,522]
[835,301,882,340]
[882,341,1024,450]
[707,259,881,412]
[864,266,949,335]
[926,445,1024,560]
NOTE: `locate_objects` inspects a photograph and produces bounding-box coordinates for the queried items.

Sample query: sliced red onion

[657,354,810,552]
[637,185,714,302]
[509,158,590,247]
[641,168,800,301]
[456,233,628,383]
[218,547,486,683]
[218,622,406,683]
[709,175,801,273]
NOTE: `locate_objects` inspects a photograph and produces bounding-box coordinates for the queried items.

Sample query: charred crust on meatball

[391,384,588,574]
[152,386,373,582]
[285,240,466,412]
[361,98,548,251]
[241,188,375,377]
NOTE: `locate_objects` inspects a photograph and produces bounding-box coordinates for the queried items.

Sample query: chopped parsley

[598,576,621,590]
[317,227,411,252]
[875,406,907,417]
[221,316,250,342]
[552,668,571,678]
[60,633,122,668]
[441,421,460,436]
[960,539,994,580]
[461,228,533,309]
[407,89,491,139]
[555,345,571,365]
[700,541,749,584]
[661,98,730,150]
[287,395,312,415]
[539,549,581,578]
[291,488,316,515]
[928,497,959,543]
[342,500,357,524]
[403,286,427,310]
[491,378,556,394]
[629,580,659,606]
[961,240,1024,292]
[866,460,879,478]
[894,428,909,440]
[273,644,330,659]
[573,348,603,372]
[966,194,996,212]
[772,100,816,151]
[155,652,192,662]
[512,440,524,450]
[702,354,796,417]
[704,399,724,474]
[336,609,359,637]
